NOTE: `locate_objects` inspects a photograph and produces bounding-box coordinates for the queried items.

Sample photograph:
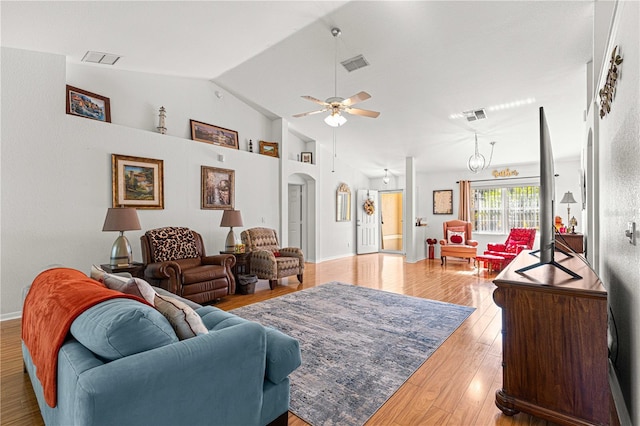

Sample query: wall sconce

[382,169,390,185]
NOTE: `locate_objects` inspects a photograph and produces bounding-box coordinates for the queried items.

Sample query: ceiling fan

[293,27,380,127]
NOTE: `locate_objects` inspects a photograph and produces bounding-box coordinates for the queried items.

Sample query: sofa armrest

[466,239,479,247]
[439,239,448,245]
[487,243,506,252]
[144,261,181,294]
[201,254,236,268]
[280,247,304,268]
[75,322,267,426]
[264,327,301,384]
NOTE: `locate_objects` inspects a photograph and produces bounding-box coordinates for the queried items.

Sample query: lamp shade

[102,208,141,232]
[559,191,577,204]
[220,210,243,228]
[324,113,347,127]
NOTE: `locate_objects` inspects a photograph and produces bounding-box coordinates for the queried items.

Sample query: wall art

[433,189,453,215]
[201,166,235,210]
[66,85,111,122]
[190,119,239,149]
[259,141,279,158]
[112,154,164,209]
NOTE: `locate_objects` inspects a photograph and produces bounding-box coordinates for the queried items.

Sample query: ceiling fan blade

[292,109,327,118]
[301,95,329,106]
[342,91,371,107]
[345,107,380,118]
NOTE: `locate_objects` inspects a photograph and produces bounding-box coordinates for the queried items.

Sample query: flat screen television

[515,106,581,279]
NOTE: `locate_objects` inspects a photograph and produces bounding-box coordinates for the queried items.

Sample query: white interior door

[357,189,379,254]
[288,184,303,249]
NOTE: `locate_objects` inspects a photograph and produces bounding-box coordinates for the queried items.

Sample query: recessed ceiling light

[81,51,121,65]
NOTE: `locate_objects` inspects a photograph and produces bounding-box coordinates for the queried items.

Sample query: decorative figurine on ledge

[157,106,167,134]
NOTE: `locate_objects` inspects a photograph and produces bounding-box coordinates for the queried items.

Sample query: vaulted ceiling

[1,1,593,178]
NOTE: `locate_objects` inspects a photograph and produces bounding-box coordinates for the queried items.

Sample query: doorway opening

[380,190,403,253]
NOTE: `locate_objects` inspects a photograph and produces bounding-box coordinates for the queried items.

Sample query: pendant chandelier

[467,133,495,173]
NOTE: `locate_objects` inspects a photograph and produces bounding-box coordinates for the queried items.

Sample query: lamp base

[110,234,133,267]
[225,228,237,252]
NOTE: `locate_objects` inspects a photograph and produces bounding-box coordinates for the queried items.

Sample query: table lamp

[559,191,577,231]
[220,209,243,252]
[102,207,141,266]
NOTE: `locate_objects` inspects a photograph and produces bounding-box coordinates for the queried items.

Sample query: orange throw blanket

[22,267,148,407]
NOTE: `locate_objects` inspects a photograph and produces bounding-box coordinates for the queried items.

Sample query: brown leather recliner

[141,226,236,304]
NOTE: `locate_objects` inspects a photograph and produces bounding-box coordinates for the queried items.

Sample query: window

[472,185,540,233]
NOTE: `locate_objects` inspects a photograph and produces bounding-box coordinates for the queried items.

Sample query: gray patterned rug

[231,282,475,426]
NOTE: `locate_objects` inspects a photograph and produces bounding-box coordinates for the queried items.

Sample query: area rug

[231,282,475,426]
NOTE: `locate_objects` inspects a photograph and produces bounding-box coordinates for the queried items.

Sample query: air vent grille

[341,55,369,72]
[463,109,487,122]
[82,51,121,65]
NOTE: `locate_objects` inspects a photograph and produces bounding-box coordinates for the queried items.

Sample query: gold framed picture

[190,119,239,149]
[201,166,235,210]
[259,141,279,158]
[112,154,164,209]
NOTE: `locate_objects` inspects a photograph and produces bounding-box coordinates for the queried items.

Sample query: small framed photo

[190,119,239,149]
[259,141,279,158]
[112,154,164,209]
[301,152,313,163]
[66,85,111,122]
[433,189,453,215]
[201,166,235,210]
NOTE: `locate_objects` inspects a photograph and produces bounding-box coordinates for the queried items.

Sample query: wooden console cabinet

[556,233,585,254]
[493,251,609,425]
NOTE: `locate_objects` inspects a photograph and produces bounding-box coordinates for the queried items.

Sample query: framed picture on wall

[201,166,235,210]
[190,119,239,149]
[433,189,453,215]
[111,154,164,209]
[66,85,111,122]
[301,152,313,163]
[259,141,279,158]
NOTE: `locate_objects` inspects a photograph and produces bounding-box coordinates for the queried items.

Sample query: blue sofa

[22,277,301,426]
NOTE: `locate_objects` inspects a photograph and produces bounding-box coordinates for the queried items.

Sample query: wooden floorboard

[1,254,559,425]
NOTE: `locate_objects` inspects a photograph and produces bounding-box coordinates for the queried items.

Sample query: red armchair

[439,220,478,265]
[484,228,536,264]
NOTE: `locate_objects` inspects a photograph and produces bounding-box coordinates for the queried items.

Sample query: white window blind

[472,185,540,233]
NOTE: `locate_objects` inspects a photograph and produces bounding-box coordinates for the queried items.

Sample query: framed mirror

[336,183,351,222]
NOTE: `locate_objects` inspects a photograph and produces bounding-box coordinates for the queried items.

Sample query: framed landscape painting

[190,119,239,149]
[112,154,164,209]
[201,166,235,210]
[66,85,111,122]
[259,141,279,158]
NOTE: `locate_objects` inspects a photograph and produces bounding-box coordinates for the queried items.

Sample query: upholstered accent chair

[484,228,536,265]
[241,227,304,290]
[141,227,236,304]
[439,220,478,265]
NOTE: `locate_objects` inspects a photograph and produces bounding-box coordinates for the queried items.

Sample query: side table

[220,251,251,284]
[100,262,145,279]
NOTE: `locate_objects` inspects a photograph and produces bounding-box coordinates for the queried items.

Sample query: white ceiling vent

[463,108,487,122]
[341,55,369,72]
[82,51,121,65]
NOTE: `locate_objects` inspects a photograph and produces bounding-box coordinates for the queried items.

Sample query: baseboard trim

[1,311,22,322]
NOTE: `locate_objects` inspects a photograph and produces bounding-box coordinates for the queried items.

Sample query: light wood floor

[1,254,558,425]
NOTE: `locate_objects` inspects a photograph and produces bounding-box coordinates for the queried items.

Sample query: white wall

[0,47,367,317]
[595,1,639,422]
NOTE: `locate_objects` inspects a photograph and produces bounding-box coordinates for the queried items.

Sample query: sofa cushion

[447,230,465,245]
[154,293,208,340]
[104,276,157,304]
[70,299,177,361]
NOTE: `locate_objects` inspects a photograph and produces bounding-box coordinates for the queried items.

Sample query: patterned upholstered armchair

[141,227,236,304]
[241,227,304,290]
[484,228,536,265]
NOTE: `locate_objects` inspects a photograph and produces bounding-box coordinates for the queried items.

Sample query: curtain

[458,180,472,222]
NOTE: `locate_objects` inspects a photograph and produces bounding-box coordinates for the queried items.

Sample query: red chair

[484,228,536,265]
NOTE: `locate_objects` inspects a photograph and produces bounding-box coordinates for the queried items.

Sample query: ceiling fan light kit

[293,27,380,127]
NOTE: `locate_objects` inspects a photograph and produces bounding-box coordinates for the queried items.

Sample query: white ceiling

[1,1,594,178]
